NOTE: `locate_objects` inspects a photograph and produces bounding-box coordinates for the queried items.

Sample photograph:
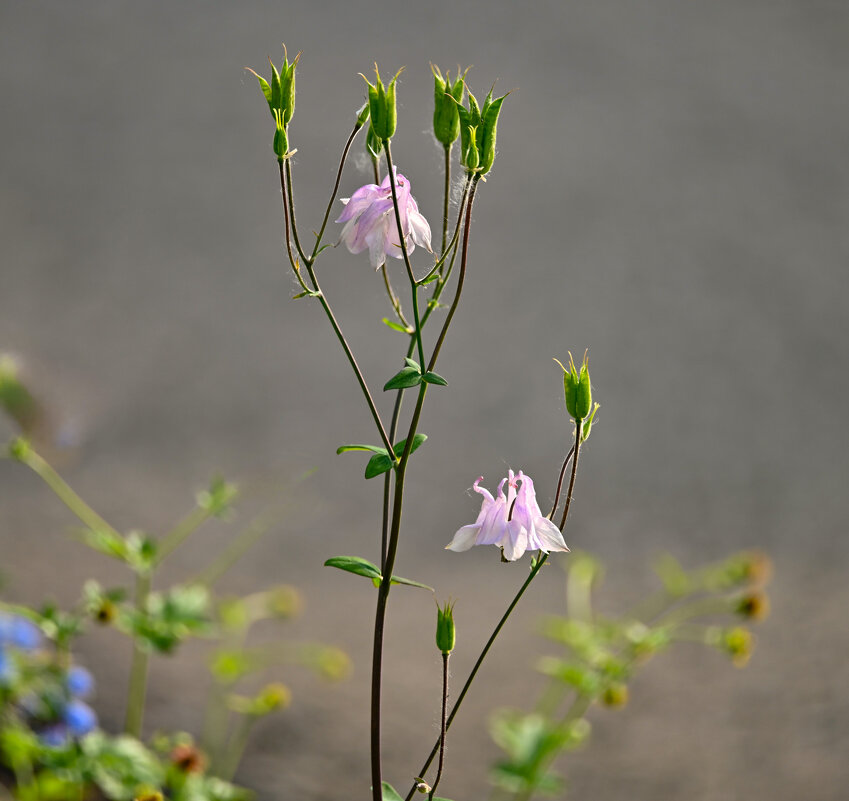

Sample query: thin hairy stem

[417,178,470,287]
[558,420,583,531]
[382,262,412,330]
[383,140,426,367]
[284,157,308,263]
[124,571,152,737]
[441,144,451,255]
[427,175,479,371]
[154,504,211,567]
[406,554,549,801]
[429,652,450,800]
[278,165,395,456]
[17,446,122,539]
[547,445,576,520]
[309,121,364,262]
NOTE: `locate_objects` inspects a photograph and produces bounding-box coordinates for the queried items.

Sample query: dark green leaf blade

[324,556,382,581]
[390,575,434,591]
[365,453,394,479]
[381,783,404,801]
[383,366,423,391]
[392,433,428,458]
[422,371,448,386]
[336,444,389,456]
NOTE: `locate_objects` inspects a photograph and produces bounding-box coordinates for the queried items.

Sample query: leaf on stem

[382,318,413,334]
[364,433,428,479]
[324,556,382,581]
[336,444,390,456]
[383,366,423,391]
[389,575,434,591]
[422,371,448,386]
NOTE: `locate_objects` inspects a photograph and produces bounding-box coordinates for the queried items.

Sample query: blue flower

[0,614,42,651]
[63,700,98,737]
[66,666,95,699]
[0,646,15,685]
[40,726,70,748]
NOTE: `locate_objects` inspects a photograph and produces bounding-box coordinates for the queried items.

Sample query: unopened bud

[356,102,370,129]
[736,592,770,621]
[435,600,456,655]
[555,351,593,422]
[414,778,431,794]
[170,743,206,774]
[431,65,467,147]
[601,683,629,708]
[458,84,508,175]
[363,65,401,141]
[722,626,754,667]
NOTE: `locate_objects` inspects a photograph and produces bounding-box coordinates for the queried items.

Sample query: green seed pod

[247,45,300,126]
[364,65,401,141]
[458,85,508,175]
[435,600,456,655]
[356,101,370,130]
[555,351,593,421]
[272,110,289,161]
[432,65,466,146]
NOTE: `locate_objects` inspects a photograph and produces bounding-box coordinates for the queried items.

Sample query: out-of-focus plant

[488,550,772,799]
[0,369,348,799]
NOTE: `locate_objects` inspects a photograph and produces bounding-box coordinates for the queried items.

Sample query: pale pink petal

[445,524,483,552]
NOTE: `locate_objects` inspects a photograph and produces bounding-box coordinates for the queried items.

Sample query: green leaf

[336,444,389,456]
[364,433,428,479]
[422,371,448,386]
[383,366,423,391]
[390,575,434,591]
[365,452,395,479]
[324,556,382,581]
[381,783,404,801]
[404,357,421,370]
[420,272,440,285]
[382,317,412,334]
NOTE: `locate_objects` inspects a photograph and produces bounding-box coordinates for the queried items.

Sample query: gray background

[1,1,847,799]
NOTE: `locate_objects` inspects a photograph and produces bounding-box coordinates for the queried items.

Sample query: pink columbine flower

[336,169,432,269]
[445,471,569,561]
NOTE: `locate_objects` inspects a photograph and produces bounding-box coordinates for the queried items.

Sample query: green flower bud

[362,65,402,142]
[8,436,30,461]
[247,45,300,125]
[435,600,456,654]
[554,351,593,421]
[356,101,370,129]
[431,65,467,147]
[736,591,770,621]
[601,683,629,708]
[722,626,754,667]
[273,109,289,161]
[458,84,508,175]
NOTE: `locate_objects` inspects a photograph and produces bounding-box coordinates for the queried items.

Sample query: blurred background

[1,1,847,799]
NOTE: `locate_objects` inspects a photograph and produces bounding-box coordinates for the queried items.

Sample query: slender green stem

[558,420,583,531]
[278,165,395,456]
[416,178,469,287]
[124,571,152,737]
[405,555,549,801]
[383,140,426,368]
[220,714,257,781]
[192,505,282,586]
[371,152,381,185]
[18,446,122,539]
[547,445,575,520]
[429,652,450,801]
[441,144,451,256]
[154,504,210,567]
[284,157,307,264]
[378,171,482,801]
[406,414,586,801]
[426,176,479,372]
[382,262,412,330]
[380,386,406,571]
[309,121,364,263]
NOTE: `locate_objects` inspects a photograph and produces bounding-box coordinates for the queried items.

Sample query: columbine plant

[0,45,771,801]
[246,48,767,801]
